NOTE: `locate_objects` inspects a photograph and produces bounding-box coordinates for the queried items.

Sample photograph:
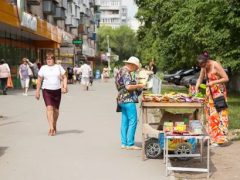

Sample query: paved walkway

[0,80,172,180]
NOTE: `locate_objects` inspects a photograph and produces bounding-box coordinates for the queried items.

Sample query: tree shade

[135,0,240,72]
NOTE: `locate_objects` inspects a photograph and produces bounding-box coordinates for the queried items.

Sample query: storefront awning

[0,1,66,48]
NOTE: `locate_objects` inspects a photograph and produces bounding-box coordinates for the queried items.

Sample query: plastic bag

[7,76,14,88]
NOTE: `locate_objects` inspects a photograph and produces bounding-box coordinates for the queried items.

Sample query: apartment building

[0,0,98,71]
[98,0,128,28]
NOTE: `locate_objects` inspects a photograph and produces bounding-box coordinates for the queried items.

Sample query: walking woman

[19,58,33,96]
[195,52,229,147]
[115,56,145,150]
[102,65,109,82]
[35,53,68,136]
[0,59,11,95]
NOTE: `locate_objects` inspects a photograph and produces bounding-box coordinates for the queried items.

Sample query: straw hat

[123,56,140,68]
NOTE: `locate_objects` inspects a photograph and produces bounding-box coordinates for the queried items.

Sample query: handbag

[212,95,228,112]
[116,103,122,112]
[27,66,33,77]
[206,71,228,112]
[7,76,14,88]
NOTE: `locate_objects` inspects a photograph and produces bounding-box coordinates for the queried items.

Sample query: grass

[161,84,240,130]
[228,92,240,129]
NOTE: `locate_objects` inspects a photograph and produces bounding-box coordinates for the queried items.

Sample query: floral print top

[115,66,140,103]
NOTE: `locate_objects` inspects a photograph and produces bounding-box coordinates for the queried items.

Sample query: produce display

[142,92,205,103]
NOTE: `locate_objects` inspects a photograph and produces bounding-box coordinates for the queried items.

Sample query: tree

[135,0,240,72]
[97,25,138,63]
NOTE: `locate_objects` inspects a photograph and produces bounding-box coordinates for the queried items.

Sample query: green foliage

[135,0,240,72]
[97,26,137,62]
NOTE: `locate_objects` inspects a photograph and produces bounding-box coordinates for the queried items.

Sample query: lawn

[161,84,240,130]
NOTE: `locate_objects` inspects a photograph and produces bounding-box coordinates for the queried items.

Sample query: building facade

[98,0,127,29]
[0,0,99,87]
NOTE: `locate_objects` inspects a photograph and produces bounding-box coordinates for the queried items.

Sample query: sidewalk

[0,80,172,180]
[1,80,239,180]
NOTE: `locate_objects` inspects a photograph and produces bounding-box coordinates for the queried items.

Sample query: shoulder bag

[27,66,33,77]
[206,71,228,112]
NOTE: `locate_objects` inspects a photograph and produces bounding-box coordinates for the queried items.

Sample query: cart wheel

[174,143,192,161]
[145,138,162,159]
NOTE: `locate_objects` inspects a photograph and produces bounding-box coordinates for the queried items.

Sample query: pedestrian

[115,56,145,150]
[67,66,74,84]
[113,66,119,78]
[79,60,92,91]
[35,53,68,136]
[0,59,11,95]
[102,65,109,82]
[89,71,93,86]
[18,58,33,96]
[29,59,40,89]
[195,52,229,147]
[73,65,79,84]
[137,66,153,85]
[149,60,158,74]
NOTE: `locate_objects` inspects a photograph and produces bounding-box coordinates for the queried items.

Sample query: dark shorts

[42,89,61,109]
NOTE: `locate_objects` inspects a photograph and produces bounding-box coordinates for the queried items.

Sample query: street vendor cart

[141,94,210,178]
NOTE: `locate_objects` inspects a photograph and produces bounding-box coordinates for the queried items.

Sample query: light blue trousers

[120,103,137,146]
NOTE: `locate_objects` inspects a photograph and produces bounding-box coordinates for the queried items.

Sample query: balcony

[80,4,86,15]
[54,7,66,20]
[62,0,68,9]
[100,14,120,19]
[66,18,79,28]
[89,0,94,7]
[75,7,80,19]
[27,0,40,5]
[71,18,79,28]
[43,0,56,15]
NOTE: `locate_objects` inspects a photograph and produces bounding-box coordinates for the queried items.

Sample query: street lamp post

[106,35,111,73]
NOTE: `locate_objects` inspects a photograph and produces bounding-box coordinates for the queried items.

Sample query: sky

[122,0,138,19]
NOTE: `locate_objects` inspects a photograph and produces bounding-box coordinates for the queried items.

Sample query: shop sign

[21,12,37,31]
[59,47,74,57]
[17,0,24,21]
[62,32,73,44]
[72,39,83,45]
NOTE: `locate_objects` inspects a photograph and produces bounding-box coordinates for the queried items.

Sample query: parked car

[180,72,200,87]
[164,68,199,86]
[172,67,200,85]
[163,70,184,83]
[181,68,229,87]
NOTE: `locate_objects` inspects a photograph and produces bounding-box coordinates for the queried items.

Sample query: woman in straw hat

[115,56,145,150]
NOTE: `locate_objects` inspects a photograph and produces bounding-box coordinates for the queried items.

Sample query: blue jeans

[119,103,137,147]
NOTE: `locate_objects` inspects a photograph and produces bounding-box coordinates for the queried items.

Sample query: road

[0,80,172,180]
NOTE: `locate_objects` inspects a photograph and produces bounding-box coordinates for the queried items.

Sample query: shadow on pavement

[0,147,8,157]
[0,121,22,127]
[57,130,84,135]
[171,148,217,179]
